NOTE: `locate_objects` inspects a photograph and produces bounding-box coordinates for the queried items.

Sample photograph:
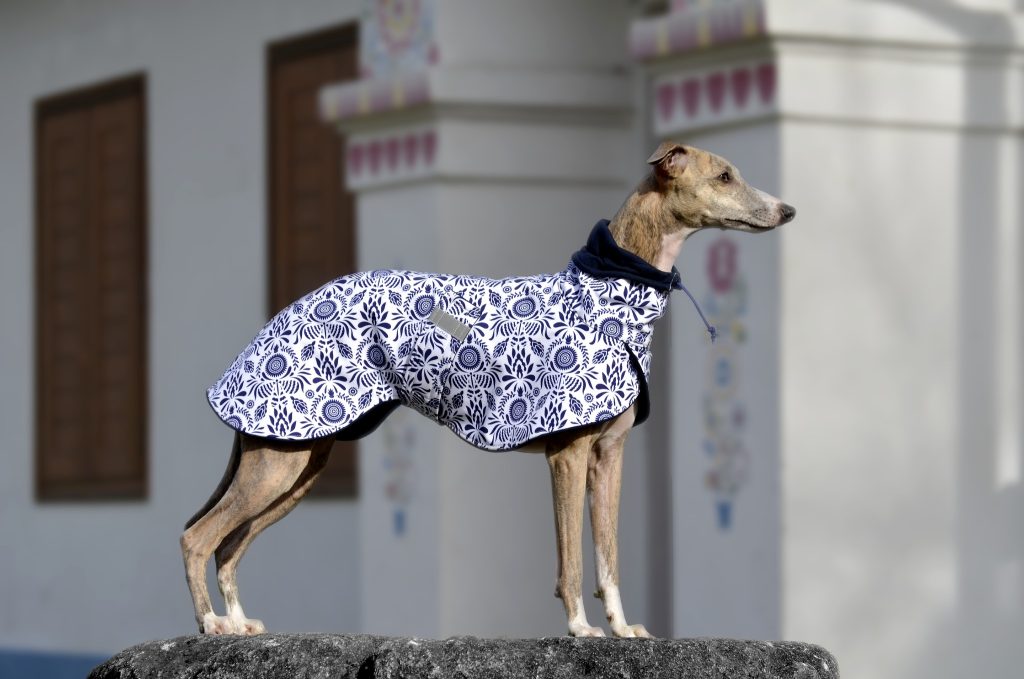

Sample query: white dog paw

[569,624,606,638]
[629,623,653,638]
[201,613,237,635]
[610,622,654,638]
[237,617,266,635]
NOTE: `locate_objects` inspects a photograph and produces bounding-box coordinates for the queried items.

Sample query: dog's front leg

[547,434,604,637]
[588,408,653,638]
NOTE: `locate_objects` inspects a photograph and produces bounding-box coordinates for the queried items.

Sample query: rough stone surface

[88,635,839,679]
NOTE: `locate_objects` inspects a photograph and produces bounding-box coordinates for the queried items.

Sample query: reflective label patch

[429,307,471,341]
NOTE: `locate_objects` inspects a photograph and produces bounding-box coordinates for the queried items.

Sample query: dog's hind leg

[547,432,604,637]
[213,438,333,634]
[587,407,652,638]
[180,435,323,634]
[184,433,243,532]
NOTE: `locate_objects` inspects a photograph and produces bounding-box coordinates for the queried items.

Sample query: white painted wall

[0,0,366,655]
[772,2,1024,678]
[781,119,960,679]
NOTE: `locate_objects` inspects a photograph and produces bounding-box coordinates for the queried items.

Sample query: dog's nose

[780,204,796,223]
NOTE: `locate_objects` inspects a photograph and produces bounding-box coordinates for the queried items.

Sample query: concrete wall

[0,0,365,655]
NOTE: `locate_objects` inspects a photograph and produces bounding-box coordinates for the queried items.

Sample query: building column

[634,1,1023,677]
[630,0,783,640]
[322,0,635,637]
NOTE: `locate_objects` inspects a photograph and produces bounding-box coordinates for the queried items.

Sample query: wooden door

[269,26,359,497]
[36,75,148,500]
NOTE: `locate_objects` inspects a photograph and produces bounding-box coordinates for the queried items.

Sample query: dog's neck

[608,177,699,272]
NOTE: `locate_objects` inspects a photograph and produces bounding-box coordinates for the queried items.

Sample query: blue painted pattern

[208,262,668,451]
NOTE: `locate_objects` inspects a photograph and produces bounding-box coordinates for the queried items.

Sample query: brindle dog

[181,142,795,637]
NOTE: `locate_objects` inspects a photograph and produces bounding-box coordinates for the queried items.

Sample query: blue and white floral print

[207,232,673,451]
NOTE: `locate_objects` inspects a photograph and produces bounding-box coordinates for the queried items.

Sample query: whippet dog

[182,142,796,637]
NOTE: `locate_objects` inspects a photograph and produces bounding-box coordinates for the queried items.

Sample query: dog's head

[645,141,795,233]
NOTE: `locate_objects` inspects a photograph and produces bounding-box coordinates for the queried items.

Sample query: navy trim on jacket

[571,220,683,293]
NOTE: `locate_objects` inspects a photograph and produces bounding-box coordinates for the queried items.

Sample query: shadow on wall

[952,11,1024,679]
[921,2,1021,677]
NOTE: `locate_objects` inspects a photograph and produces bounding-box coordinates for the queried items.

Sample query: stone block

[89,635,838,679]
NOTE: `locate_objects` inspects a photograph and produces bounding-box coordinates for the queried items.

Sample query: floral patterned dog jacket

[207,220,707,451]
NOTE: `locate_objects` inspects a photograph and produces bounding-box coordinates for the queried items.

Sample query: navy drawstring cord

[678,280,717,343]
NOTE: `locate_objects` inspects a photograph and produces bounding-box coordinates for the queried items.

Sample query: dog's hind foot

[201,611,266,636]
[201,612,236,635]
[568,622,606,638]
[234,616,266,635]
[610,622,654,638]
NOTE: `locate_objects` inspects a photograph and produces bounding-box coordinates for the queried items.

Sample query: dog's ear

[647,142,688,178]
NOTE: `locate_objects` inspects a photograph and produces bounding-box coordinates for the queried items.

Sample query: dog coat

[207,221,711,451]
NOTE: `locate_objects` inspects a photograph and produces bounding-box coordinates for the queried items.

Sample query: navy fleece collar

[571,219,717,342]
[571,220,683,293]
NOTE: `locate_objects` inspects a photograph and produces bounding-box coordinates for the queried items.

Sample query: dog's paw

[201,613,237,635]
[610,622,653,639]
[569,623,606,638]
[629,623,654,638]
[238,617,266,635]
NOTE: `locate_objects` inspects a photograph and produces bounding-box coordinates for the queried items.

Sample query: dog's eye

[718,171,732,184]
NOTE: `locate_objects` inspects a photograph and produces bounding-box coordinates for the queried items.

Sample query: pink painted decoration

[368,140,382,175]
[732,68,751,109]
[348,144,364,177]
[656,83,676,122]
[403,133,419,168]
[682,78,701,118]
[385,137,400,171]
[707,72,726,113]
[756,63,776,104]
[629,0,769,62]
[707,237,738,294]
[422,130,436,166]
